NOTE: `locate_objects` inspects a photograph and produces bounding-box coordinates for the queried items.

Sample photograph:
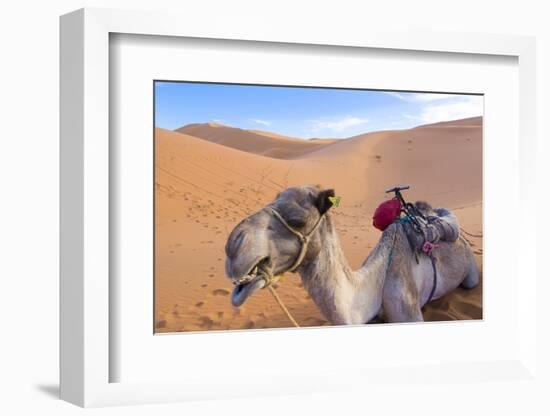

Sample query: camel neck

[354,226,396,308]
[297,217,394,324]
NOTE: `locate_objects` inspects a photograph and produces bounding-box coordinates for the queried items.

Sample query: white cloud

[309,116,369,133]
[249,118,271,127]
[393,94,483,125]
[418,96,483,124]
[385,91,462,102]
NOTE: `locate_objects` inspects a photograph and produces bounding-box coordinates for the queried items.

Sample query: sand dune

[413,116,483,129]
[248,129,300,140]
[299,117,482,208]
[175,122,331,159]
[155,117,483,332]
[308,137,339,144]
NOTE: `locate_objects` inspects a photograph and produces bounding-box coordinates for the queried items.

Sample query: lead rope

[267,284,300,328]
[258,263,301,328]
[459,227,482,239]
[260,207,327,328]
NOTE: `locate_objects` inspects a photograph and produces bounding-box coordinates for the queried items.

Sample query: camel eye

[287,218,306,228]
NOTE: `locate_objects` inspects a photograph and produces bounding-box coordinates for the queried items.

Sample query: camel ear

[316,189,335,215]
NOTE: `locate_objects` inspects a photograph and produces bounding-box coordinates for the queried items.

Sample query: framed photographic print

[60,7,537,408]
[153,81,483,332]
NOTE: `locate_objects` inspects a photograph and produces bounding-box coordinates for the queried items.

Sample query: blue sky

[155,81,483,139]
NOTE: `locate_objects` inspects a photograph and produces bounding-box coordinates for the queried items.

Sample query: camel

[224,185,480,324]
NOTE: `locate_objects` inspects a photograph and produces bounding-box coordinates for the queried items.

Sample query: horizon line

[159,115,484,141]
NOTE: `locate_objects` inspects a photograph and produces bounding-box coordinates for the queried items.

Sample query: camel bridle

[252,206,327,329]
[264,206,327,276]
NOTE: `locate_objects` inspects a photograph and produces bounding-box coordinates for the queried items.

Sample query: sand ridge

[155,117,483,332]
[175,122,332,159]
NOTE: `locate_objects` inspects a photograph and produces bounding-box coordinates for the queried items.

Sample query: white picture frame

[60,7,537,408]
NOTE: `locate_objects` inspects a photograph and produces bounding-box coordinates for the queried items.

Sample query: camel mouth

[230,259,270,307]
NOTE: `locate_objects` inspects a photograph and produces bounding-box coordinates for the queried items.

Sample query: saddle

[401,201,460,256]
[373,186,461,306]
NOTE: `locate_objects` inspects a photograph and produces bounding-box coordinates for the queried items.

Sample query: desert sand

[155,116,483,332]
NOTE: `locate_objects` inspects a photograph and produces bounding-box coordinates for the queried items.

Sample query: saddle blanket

[402,201,460,253]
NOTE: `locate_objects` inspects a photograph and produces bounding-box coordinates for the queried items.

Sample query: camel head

[225,185,335,306]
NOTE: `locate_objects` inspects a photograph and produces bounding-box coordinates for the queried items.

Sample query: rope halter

[263,206,326,278]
